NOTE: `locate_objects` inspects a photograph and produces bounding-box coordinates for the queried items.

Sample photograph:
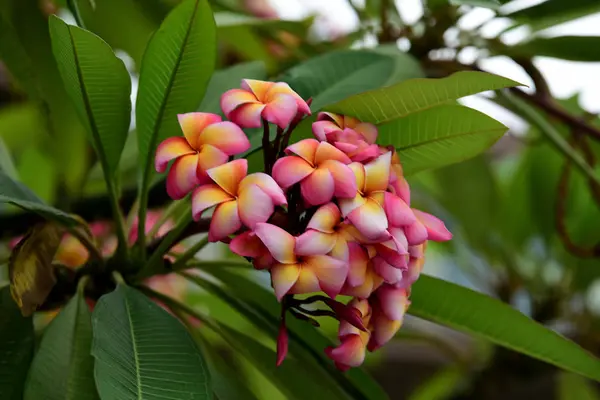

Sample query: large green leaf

[17,146,58,204]
[0,171,80,227]
[198,269,388,400]
[92,284,211,399]
[136,0,216,207]
[280,49,423,111]
[0,137,18,180]
[0,287,34,400]
[409,275,600,381]
[49,16,131,179]
[505,0,600,31]
[509,36,600,62]
[24,292,98,400]
[198,61,267,115]
[325,71,521,124]
[379,104,507,175]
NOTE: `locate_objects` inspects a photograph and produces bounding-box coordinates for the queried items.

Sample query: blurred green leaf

[506,0,600,32]
[17,147,58,204]
[510,36,600,62]
[408,366,463,400]
[0,171,81,227]
[49,16,131,181]
[559,372,600,400]
[0,286,34,400]
[379,105,507,176]
[0,137,18,180]
[24,291,98,400]
[136,0,216,216]
[410,275,600,382]
[199,61,267,114]
[450,0,500,7]
[325,71,521,124]
[92,284,211,399]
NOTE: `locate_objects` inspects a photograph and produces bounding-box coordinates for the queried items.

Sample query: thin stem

[125,198,140,238]
[272,126,285,159]
[107,181,129,259]
[144,212,192,277]
[295,307,337,318]
[262,119,273,174]
[147,200,190,241]
[66,226,103,263]
[77,275,90,294]
[112,270,125,285]
[170,236,210,271]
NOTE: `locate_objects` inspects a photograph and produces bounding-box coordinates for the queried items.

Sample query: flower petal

[238,184,275,229]
[265,82,311,115]
[229,231,264,258]
[347,198,389,240]
[242,79,272,101]
[349,162,366,193]
[196,144,229,184]
[354,122,378,144]
[384,192,415,227]
[368,313,402,352]
[330,236,350,261]
[390,175,411,205]
[398,256,424,288]
[413,209,452,242]
[405,220,428,246]
[346,242,368,287]
[271,263,300,301]
[272,156,314,189]
[292,267,320,295]
[372,257,403,284]
[377,285,410,321]
[155,137,194,173]
[262,93,298,129]
[221,88,259,117]
[254,223,296,264]
[166,154,200,200]
[325,335,366,368]
[312,120,340,142]
[207,159,248,196]
[317,111,344,126]
[320,160,357,199]
[177,113,222,149]
[314,141,352,165]
[228,102,266,129]
[285,138,319,164]
[239,173,287,206]
[364,152,391,193]
[197,121,251,155]
[375,240,408,269]
[295,230,336,256]
[307,202,341,233]
[304,255,348,298]
[209,200,242,242]
[191,184,234,220]
[338,194,367,217]
[301,167,335,206]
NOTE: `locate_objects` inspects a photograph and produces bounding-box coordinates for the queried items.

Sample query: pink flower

[191,159,287,242]
[229,230,274,269]
[368,286,410,351]
[388,151,411,204]
[221,79,311,129]
[276,321,289,367]
[155,112,250,199]
[253,223,348,300]
[272,139,357,206]
[341,243,384,298]
[325,299,372,371]
[312,112,379,162]
[338,152,393,240]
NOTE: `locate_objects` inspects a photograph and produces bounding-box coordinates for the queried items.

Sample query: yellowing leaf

[9,223,63,316]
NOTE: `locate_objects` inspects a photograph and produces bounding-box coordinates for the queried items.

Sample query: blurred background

[2,0,600,398]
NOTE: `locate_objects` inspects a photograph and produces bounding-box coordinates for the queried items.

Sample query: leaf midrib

[123,288,143,400]
[394,127,506,151]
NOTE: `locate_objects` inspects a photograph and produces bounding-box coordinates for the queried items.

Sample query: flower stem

[170,236,210,271]
[262,119,273,174]
[142,211,191,278]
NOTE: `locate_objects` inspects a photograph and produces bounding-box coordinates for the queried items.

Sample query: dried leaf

[9,223,63,316]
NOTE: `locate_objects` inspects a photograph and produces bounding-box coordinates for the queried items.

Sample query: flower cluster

[155,79,451,370]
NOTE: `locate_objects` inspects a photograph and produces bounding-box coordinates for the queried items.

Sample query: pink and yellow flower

[229,230,274,269]
[312,112,379,162]
[221,79,311,129]
[155,112,251,199]
[368,286,410,351]
[253,223,348,300]
[339,152,392,240]
[272,139,357,206]
[192,159,287,242]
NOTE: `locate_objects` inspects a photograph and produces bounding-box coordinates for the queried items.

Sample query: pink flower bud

[276,321,289,367]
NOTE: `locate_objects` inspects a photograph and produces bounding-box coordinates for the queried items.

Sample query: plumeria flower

[253,223,348,300]
[221,79,311,129]
[395,244,426,289]
[312,112,380,162]
[272,139,357,206]
[388,151,411,204]
[342,243,384,298]
[368,286,410,351]
[339,152,392,240]
[229,230,274,269]
[155,113,251,199]
[325,299,372,371]
[192,159,287,242]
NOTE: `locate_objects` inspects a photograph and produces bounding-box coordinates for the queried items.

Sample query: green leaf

[24,291,98,400]
[0,286,34,400]
[509,36,600,62]
[49,16,131,179]
[17,146,58,204]
[281,49,423,111]
[408,366,463,400]
[0,171,81,227]
[409,275,600,381]
[0,136,18,180]
[505,0,600,32]
[559,372,600,400]
[325,71,522,124]
[449,0,500,8]
[380,104,507,176]
[92,284,211,399]
[199,61,267,115]
[136,0,216,208]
